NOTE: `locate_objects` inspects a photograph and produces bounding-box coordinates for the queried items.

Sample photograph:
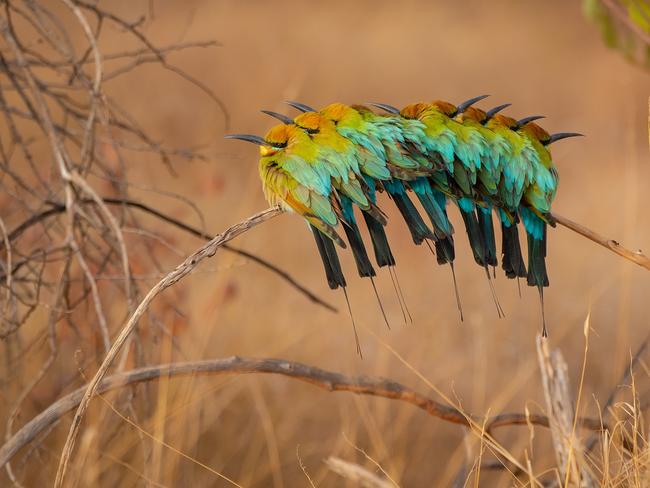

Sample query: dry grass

[1,1,650,486]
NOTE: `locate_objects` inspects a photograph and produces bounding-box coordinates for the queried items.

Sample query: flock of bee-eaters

[226,95,581,354]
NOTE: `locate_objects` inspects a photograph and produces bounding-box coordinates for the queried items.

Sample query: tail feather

[458,205,486,266]
[311,225,346,290]
[501,221,527,279]
[526,225,549,288]
[391,191,435,244]
[410,178,453,238]
[434,236,455,265]
[477,206,497,267]
[341,218,376,278]
[362,211,396,267]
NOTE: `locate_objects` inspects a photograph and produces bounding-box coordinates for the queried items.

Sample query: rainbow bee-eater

[262,108,397,328]
[260,109,386,281]
[350,104,455,251]
[516,120,582,335]
[359,103,458,277]
[226,123,369,353]
[396,98,492,269]
[484,112,539,281]
[456,104,514,269]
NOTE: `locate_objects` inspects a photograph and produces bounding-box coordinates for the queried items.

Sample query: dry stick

[53,206,282,488]
[0,198,336,312]
[0,356,608,470]
[551,213,650,271]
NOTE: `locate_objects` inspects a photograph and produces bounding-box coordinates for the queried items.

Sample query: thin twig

[53,206,282,487]
[0,197,337,312]
[552,212,650,271]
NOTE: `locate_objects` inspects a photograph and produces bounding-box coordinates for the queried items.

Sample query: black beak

[545,132,584,145]
[224,134,267,146]
[484,103,512,120]
[368,102,400,114]
[515,115,545,128]
[455,94,490,114]
[261,110,294,124]
[285,100,316,112]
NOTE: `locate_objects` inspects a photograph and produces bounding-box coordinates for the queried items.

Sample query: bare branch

[552,212,650,271]
[0,355,610,471]
[0,197,337,312]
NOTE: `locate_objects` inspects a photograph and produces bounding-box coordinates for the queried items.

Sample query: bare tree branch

[552,212,650,271]
[0,355,610,471]
[0,197,337,313]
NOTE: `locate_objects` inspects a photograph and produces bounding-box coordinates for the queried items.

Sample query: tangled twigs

[53,206,282,488]
[0,355,608,471]
[552,213,650,271]
[0,197,337,313]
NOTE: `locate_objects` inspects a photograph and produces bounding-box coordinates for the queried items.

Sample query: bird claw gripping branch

[226,96,582,342]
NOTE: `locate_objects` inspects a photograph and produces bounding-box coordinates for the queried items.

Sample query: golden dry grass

[2,1,650,486]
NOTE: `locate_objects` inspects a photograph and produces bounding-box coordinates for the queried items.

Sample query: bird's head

[293,111,332,134]
[431,100,458,117]
[490,113,519,129]
[321,102,361,127]
[459,106,488,123]
[518,121,551,143]
[399,102,428,120]
[261,125,291,155]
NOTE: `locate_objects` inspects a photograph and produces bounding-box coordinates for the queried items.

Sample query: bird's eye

[306,128,319,135]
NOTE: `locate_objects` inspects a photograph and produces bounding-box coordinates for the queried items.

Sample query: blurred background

[1,0,650,486]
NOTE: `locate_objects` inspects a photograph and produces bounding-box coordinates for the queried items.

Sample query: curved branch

[552,212,650,271]
[54,206,282,487]
[1,198,337,312]
[0,356,608,470]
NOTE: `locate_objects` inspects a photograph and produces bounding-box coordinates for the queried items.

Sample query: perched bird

[227,96,581,338]
[516,120,582,335]
[484,112,537,281]
[226,124,364,352]
[396,99,491,269]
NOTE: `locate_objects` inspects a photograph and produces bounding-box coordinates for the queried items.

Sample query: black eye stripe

[296,124,319,135]
[266,141,287,148]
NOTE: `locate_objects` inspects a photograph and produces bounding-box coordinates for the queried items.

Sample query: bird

[227,96,582,338]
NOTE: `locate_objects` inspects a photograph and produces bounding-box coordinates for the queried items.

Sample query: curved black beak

[285,100,316,112]
[484,103,511,120]
[368,102,400,114]
[515,115,545,128]
[545,132,584,145]
[224,134,267,146]
[455,94,490,114]
[261,110,294,124]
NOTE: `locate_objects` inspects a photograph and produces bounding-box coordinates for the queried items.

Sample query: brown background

[3,0,650,486]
